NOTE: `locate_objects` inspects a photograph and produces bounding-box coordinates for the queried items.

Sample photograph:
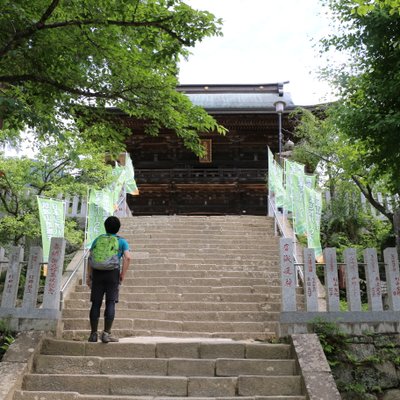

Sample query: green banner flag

[304,174,317,189]
[304,186,323,261]
[274,161,285,208]
[111,166,126,209]
[268,147,286,208]
[37,197,65,262]
[284,159,304,212]
[85,189,114,249]
[125,153,139,195]
[292,172,308,235]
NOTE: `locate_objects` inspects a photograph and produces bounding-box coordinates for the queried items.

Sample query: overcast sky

[178,0,335,106]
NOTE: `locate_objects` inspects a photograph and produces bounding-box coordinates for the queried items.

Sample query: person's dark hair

[104,216,121,234]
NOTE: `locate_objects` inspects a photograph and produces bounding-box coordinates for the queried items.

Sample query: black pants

[89,268,120,321]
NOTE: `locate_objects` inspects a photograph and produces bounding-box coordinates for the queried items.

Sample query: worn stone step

[68,292,275,303]
[128,270,280,278]
[131,242,278,247]
[75,285,280,295]
[124,277,278,286]
[131,258,280,267]
[14,392,306,400]
[76,277,281,289]
[34,355,296,377]
[62,309,280,322]
[41,339,293,359]
[63,300,281,312]
[126,234,278,239]
[22,374,302,397]
[62,329,276,341]
[130,245,279,252]
[130,243,279,250]
[62,318,278,333]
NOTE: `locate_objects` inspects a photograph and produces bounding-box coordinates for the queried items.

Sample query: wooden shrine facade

[121,83,296,215]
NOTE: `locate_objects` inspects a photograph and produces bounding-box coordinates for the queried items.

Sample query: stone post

[363,248,383,311]
[393,209,400,259]
[21,247,43,310]
[383,247,400,311]
[0,247,5,274]
[42,238,66,310]
[304,248,318,311]
[324,248,340,311]
[343,248,362,311]
[280,238,296,311]
[0,247,24,308]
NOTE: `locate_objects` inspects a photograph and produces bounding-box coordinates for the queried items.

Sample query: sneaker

[101,331,119,343]
[88,332,98,342]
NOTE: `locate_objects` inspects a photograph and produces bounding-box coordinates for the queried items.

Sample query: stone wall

[330,333,400,400]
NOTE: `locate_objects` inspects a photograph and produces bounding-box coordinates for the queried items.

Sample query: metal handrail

[59,248,89,310]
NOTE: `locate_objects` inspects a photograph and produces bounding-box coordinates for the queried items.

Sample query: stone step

[128,270,280,278]
[132,258,279,264]
[34,355,296,376]
[127,235,278,241]
[121,220,275,227]
[131,258,279,267]
[75,285,281,295]
[130,242,279,248]
[130,248,278,254]
[79,278,281,288]
[63,300,282,312]
[129,241,278,247]
[121,223,275,230]
[123,223,275,228]
[62,329,277,341]
[14,391,307,400]
[68,292,276,303]
[62,309,280,322]
[22,374,302,397]
[62,318,279,333]
[41,339,293,359]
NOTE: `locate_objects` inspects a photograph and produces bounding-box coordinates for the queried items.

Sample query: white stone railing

[324,191,399,221]
[0,238,66,331]
[279,238,400,335]
[61,194,87,218]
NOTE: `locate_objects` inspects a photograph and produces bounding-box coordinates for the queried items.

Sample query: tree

[289,108,394,256]
[0,134,112,245]
[290,107,395,253]
[320,0,400,191]
[350,0,400,15]
[0,1,225,155]
[318,0,400,250]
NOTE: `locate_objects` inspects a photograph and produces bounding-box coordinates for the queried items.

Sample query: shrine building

[119,83,297,215]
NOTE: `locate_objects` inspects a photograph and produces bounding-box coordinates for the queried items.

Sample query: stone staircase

[62,216,287,340]
[13,215,307,400]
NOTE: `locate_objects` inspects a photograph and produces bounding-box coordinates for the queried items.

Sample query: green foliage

[319,0,400,194]
[339,382,367,395]
[290,107,394,255]
[311,318,347,366]
[351,0,400,15]
[0,136,112,246]
[0,319,15,360]
[0,1,225,155]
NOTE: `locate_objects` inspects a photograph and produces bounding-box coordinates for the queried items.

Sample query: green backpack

[89,234,120,270]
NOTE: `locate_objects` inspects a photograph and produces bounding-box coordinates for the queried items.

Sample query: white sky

[178,0,335,105]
